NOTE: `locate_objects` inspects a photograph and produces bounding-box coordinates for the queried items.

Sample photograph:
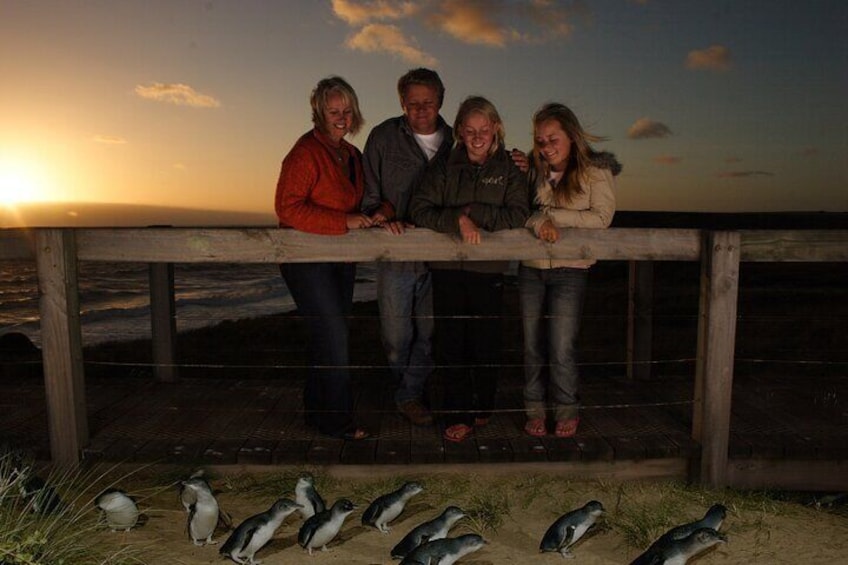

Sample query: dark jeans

[431,268,504,427]
[280,262,356,437]
[518,264,587,422]
[376,261,434,405]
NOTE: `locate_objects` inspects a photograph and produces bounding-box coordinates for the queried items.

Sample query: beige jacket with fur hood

[523,152,619,270]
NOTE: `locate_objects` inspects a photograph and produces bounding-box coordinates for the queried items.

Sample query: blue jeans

[280,262,356,437]
[376,262,434,405]
[518,264,587,421]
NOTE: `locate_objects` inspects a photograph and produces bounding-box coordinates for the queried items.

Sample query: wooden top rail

[3,226,846,263]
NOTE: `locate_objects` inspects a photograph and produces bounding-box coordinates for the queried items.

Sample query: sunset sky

[1,0,846,224]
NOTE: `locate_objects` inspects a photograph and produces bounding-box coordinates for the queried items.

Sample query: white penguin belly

[190,504,219,538]
[378,501,404,526]
[308,514,346,549]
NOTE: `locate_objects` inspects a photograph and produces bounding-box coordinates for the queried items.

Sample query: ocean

[0,260,377,347]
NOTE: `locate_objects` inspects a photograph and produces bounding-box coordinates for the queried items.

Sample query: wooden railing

[2,227,847,487]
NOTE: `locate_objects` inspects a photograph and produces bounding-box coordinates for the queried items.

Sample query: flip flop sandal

[555,418,580,438]
[524,418,547,437]
[443,424,474,443]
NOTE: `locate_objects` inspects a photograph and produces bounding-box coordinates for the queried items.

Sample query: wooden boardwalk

[3,370,846,473]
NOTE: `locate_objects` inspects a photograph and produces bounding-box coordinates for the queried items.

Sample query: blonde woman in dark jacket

[410,95,529,443]
[521,102,620,439]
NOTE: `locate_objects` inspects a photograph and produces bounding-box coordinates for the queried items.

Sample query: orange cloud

[346,24,438,66]
[428,0,511,47]
[627,117,672,139]
[686,45,732,71]
[134,83,221,108]
[331,0,419,25]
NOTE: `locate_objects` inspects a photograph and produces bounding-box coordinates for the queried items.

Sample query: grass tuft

[0,449,146,564]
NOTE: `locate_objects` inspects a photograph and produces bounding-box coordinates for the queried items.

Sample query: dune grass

[0,450,154,564]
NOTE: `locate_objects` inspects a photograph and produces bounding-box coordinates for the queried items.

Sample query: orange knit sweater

[274,128,364,235]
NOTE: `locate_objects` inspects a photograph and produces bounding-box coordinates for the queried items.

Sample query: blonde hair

[310,76,364,136]
[532,103,604,201]
[453,96,505,156]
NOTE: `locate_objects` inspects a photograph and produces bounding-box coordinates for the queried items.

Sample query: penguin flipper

[361,500,382,525]
[238,525,259,554]
[310,491,326,514]
[298,519,316,548]
[186,503,196,541]
[561,524,577,549]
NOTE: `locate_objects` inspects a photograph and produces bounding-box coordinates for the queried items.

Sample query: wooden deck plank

[4,370,846,490]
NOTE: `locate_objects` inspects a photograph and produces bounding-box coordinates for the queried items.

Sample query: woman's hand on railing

[459,215,481,245]
[346,213,375,230]
[537,219,559,243]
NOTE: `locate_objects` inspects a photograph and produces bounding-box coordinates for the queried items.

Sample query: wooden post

[694,231,740,488]
[149,263,178,382]
[35,229,88,466]
[626,260,654,380]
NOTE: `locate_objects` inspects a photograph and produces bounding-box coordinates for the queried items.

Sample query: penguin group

[0,457,734,564]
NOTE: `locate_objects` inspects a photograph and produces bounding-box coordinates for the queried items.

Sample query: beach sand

[88,463,848,565]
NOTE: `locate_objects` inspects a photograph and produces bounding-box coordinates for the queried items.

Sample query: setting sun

[0,156,48,205]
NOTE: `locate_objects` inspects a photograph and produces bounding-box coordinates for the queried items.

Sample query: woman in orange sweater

[274,76,373,440]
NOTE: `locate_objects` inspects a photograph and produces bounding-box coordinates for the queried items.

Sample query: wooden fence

[2,226,847,488]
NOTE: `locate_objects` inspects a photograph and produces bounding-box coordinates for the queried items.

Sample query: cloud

[653,155,681,165]
[331,0,419,25]
[520,0,580,41]
[134,83,221,108]
[426,0,576,47]
[718,170,774,178]
[92,135,127,145]
[686,45,731,71]
[346,24,438,66]
[627,117,672,139]
[332,0,578,56]
[427,0,512,47]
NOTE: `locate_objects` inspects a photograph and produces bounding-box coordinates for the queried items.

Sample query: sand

[88,463,848,565]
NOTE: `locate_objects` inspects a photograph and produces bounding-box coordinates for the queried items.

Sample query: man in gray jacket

[361,68,453,426]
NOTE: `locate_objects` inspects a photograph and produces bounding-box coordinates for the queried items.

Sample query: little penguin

[19,472,64,514]
[12,462,63,515]
[219,498,302,564]
[635,503,728,562]
[181,476,221,546]
[399,533,487,565]
[95,488,139,531]
[539,499,605,558]
[362,481,424,533]
[658,503,727,542]
[630,527,727,565]
[391,505,466,559]
[294,473,326,520]
[298,498,356,555]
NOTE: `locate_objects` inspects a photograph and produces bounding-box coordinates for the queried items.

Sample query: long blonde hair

[532,103,605,201]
